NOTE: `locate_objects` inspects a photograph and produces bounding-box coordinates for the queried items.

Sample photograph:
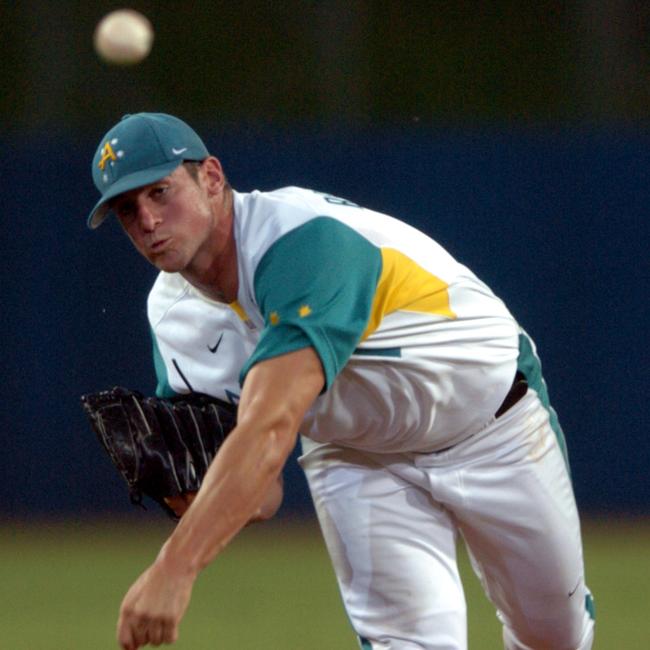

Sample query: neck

[182,190,238,303]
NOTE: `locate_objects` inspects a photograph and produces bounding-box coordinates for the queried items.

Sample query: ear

[200,156,226,196]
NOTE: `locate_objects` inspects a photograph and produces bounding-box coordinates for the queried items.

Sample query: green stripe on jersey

[517,331,570,470]
[151,330,177,398]
[239,217,382,388]
[353,346,402,357]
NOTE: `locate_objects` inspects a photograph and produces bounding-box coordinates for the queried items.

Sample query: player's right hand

[117,558,195,650]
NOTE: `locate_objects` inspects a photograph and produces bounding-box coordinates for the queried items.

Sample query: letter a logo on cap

[98,140,118,170]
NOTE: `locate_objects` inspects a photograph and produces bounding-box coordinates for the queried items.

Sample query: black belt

[494,371,528,418]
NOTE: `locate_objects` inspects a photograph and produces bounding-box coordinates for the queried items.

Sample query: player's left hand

[117,558,195,650]
[164,492,197,518]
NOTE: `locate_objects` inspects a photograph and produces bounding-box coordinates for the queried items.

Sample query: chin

[157,262,186,273]
[151,254,187,274]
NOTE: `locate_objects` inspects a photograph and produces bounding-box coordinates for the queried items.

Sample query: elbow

[249,475,284,524]
[254,423,297,481]
[248,428,292,522]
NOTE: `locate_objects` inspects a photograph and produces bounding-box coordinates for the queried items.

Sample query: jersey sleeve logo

[267,305,310,326]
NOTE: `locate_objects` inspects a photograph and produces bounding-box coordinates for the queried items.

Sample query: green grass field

[1,517,647,649]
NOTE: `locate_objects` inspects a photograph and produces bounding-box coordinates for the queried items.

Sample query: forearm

[156,346,324,579]
[158,419,294,577]
[164,474,283,522]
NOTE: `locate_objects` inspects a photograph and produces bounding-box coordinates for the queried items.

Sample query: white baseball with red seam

[94,9,154,65]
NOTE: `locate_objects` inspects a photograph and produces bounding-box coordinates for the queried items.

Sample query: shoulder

[233,186,378,250]
[232,187,322,274]
[234,187,319,225]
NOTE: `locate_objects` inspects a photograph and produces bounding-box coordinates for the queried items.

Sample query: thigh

[449,394,594,649]
[299,441,467,650]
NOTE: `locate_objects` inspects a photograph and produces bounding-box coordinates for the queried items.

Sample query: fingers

[147,620,165,646]
[162,620,179,645]
[146,617,178,646]
[117,605,140,650]
[117,613,137,650]
[116,560,193,650]
[164,495,187,518]
[117,611,178,649]
[164,492,197,518]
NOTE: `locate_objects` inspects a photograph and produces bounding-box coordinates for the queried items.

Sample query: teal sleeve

[151,329,178,398]
[239,217,382,389]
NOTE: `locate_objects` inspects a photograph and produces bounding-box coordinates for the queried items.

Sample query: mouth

[150,238,170,253]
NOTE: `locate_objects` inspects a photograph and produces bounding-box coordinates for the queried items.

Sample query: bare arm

[117,346,324,650]
[164,472,283,523]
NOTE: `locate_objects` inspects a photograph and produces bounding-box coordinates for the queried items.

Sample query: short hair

[183,160,203,183]
[183,160,230,190]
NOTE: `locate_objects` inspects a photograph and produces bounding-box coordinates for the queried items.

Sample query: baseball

[94,9,154,65]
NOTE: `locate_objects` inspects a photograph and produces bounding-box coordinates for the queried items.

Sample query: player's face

[111,164,215,273]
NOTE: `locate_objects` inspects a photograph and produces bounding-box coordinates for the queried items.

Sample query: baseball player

[86,112,595,650]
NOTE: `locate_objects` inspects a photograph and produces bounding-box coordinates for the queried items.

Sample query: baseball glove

[80,387,237,519]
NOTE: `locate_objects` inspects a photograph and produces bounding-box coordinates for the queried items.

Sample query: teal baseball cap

[87,112,209,229]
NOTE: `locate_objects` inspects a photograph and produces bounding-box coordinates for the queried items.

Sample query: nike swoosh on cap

[172,147,188,155]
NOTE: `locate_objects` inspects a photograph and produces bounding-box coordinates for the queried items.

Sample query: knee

[502,595,595,650]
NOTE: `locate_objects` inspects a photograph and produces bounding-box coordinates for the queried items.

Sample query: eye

[150,185,169,199]
[114,201,136,221]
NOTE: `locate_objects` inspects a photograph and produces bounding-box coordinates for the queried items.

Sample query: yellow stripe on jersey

[362,248,456,339]
[229,300,250,322]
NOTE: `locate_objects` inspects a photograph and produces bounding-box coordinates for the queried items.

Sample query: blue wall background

[2,124,648,518]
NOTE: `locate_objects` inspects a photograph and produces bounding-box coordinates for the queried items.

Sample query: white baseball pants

[299,390,595,649]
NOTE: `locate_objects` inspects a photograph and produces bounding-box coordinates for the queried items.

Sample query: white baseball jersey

[148,270,257,404]
[149,186,519,453]
[147,186,594,649]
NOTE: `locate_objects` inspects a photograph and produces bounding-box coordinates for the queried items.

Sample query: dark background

[1,1,648,519]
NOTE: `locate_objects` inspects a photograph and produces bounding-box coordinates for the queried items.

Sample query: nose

[137,202,160,232]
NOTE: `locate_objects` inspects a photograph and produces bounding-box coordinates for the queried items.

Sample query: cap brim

[87,159,184,229]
